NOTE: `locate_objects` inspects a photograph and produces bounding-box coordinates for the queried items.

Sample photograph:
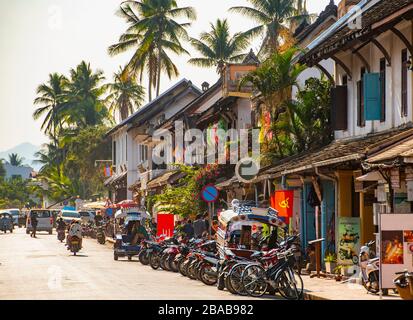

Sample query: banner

[157,214,175,238]
[104,165,112,177]
[337,217,360,265]
[271,190,294,224]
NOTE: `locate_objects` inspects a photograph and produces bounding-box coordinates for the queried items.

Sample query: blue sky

[0,0,337,151]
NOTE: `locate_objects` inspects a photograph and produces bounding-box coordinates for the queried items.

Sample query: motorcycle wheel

[160,253,171,271]
[187,261,198,280]
[229,263,249,296]
[114,252,118,261]
[138,250,149,265]
[169,257,179,272]
[277,269,303,300]
[195,261,204,281]
[178,259,188,277]
[241,264,268,297]
[365,271,380,294]
[199,263,217,286]
[150,253,160,270]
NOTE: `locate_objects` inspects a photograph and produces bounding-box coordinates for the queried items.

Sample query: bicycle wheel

[241,264,268,297]
[276,268,303,300]
[229,263,249,296]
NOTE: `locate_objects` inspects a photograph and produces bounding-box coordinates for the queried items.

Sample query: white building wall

[334,21,412,140]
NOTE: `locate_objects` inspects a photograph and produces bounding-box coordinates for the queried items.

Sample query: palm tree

[8,153,24,166]
[229,0,296,55]
[63,61,108,127]
[188,19,250,75]
[240,48,306,158]
[104,67,145,121]
[33,73,67,138]
[109,0,196,100]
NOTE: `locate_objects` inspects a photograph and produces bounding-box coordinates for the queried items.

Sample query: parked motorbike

[359,240,388,295]
[394,270,413,300]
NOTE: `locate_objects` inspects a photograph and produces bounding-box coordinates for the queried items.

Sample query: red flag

[271,190,294,224]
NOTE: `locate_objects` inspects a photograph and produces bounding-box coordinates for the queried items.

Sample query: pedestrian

[193,214,207,238]
[182,219,194,239]
[30,212,38,238]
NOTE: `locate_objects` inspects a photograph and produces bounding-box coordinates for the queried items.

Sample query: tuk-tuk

[216,200,287,259]
[113,208,151,261]
[0,212,14,233]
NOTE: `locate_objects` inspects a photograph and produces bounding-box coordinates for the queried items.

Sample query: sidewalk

[302,275,401,300]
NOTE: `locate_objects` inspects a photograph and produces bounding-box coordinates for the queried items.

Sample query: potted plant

[324,253,337,274]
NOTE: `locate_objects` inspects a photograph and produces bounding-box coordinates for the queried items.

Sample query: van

[26,209,53,234]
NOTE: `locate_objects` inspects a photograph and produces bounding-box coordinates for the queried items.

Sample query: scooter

[57,228,65,242]
[69,235,81,256]
[96,225,106,245]
[394,270,413,300]
[359,240,388,295]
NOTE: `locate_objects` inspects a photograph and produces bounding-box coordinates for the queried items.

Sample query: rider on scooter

[66,220,83,250]
[56,217,66,231]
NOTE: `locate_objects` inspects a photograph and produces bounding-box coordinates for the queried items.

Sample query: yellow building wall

[337,170,353,217]
[359,193,375,245]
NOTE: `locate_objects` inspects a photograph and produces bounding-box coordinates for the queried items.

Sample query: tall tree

[33,73,67,138]
[62,61,109,127]
[188,19,250,75]
[8,153,24,166]
[109,0,196,100]
[230,0,296,55]
[0,159,5,179]
[104,67,146,121]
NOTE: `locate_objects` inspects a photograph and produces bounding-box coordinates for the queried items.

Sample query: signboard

[201,185,219,203]
[380,214,413,289]
[337,217,360,265]
[271,190,294,224]
[157,214,174,238]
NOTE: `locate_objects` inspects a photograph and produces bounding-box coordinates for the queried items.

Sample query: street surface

[0,228,277,300]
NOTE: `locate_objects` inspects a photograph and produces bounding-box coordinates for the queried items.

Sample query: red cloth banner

[157,214,175,238]
[271,190,294,225]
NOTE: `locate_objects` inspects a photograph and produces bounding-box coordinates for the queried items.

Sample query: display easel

[309,238,327,278]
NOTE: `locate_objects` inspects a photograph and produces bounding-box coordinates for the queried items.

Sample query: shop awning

[147,170,178,190]
[356,171,385,182]
[254,127,413,181]
[104,171,127,186]
[216,176,239,189]
[367,136,413,163]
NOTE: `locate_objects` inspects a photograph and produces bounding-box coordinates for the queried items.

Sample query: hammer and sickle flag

[271,190,294,224]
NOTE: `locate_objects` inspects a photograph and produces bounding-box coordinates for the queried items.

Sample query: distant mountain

[0,142,41,171]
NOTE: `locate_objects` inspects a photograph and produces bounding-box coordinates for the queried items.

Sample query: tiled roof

[255,126,413,181]
[300,0,412,65]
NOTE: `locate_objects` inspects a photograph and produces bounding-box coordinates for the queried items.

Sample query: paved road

[0,228,275,300]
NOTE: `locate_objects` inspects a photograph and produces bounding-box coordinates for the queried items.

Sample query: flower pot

[325,262,337,274]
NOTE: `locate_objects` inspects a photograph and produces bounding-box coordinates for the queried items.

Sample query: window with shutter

[402,49,408,117]
[364,73,382,121]
[331,86,348,130]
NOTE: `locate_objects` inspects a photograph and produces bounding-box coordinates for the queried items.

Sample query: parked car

[79,211,95,224]
[59,210,81,224]
[26,209,53,234]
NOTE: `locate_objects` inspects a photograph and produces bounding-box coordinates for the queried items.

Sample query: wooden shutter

[331,86,348,130]
[364,73,382,121]
[380,58,386,122]
[402,49,408,117]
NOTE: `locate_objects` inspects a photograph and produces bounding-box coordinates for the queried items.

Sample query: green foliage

[104,67,145,121]
[150,165,205,218]
[188,18,249,74]
[230,0,303,56]
[109,0,196,99]
[324,252,337,263]
[0,160,5,178]
[8,153,24,166]
[0,177,34,208]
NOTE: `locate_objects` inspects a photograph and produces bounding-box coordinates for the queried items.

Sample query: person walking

[182,219,194,239]
[30,212,38,238]
[193,214,207,239]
